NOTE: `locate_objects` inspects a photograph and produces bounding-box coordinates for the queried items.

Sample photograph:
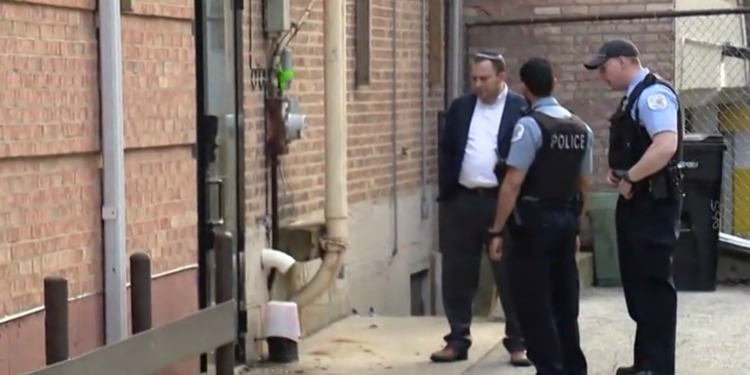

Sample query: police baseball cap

[583,39,640,70]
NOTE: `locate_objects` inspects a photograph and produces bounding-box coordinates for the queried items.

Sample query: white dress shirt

[458,85,508,188]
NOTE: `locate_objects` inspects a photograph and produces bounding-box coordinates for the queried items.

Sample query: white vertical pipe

[98,0,128,343]
[323,0,349,262]
[289,0,349,307]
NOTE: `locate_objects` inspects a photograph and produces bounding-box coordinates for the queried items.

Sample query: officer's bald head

[519,57,555,99]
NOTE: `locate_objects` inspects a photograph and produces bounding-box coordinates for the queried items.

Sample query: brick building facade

[0,0,443,373]
[3,0,720,372]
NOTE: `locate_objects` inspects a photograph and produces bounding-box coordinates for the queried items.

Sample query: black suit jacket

[437,90,527,202]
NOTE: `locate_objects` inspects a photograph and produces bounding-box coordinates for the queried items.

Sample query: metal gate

[464,6,750,239]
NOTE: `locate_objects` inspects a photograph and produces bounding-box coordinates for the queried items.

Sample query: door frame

[194,0,247,370]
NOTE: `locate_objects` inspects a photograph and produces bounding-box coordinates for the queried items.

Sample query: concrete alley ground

[241,286,750,375]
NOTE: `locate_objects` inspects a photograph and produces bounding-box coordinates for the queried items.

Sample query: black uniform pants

[507,209,587,375]
[616,196,679,375]
[439,189,525,353]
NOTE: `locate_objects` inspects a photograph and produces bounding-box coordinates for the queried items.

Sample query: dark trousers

[616,196,679,375]
[506,210,587,375]
[439,189,524,353]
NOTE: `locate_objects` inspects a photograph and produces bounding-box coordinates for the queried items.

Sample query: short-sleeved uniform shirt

[506,97,594,175]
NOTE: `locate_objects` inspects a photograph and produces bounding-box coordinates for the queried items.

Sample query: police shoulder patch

[511,124,525,142]
[646,93,668,111]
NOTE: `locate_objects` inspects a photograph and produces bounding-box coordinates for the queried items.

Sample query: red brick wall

[465,0,675,182]
[253,0,443,220]
[0,0,198,373]
[0,0,198,314]
[0,0,102,316]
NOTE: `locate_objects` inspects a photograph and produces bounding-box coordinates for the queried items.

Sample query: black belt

[459,185,498,196]
[519,196,580,211]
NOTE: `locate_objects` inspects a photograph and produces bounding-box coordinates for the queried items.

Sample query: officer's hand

[488,237,503,261]
[575,235,580,252]
[618,179,633,199]
[607,169,621,185]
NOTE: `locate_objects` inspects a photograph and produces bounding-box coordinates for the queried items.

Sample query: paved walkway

[241,286,750,374]
[467,286,750,374]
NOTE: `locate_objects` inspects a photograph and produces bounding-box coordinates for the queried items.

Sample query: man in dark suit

[431,51,530,367]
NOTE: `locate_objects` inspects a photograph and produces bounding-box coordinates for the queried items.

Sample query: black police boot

[615,366,639,375]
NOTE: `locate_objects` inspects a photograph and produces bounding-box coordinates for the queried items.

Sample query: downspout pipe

[445,0,464,106]
[390,0,399,254]
[98,0,128,343]
[289,0,348,308]
[420,0,428,220]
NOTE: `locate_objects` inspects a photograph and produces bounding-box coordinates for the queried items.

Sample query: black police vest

[608,73,683,197]
[520,112,588,202]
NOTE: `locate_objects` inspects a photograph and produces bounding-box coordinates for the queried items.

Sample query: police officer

[584,39,683,375]
[488,57,591,375]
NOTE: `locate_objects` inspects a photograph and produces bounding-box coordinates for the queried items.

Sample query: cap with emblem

[583,39,640,70]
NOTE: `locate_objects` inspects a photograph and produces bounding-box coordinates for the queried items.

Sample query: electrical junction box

[264,0,291,36]
[284,97,307,142]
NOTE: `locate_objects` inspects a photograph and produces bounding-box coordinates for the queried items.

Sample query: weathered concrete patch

[240,316,504,375]
[465,286,750,375]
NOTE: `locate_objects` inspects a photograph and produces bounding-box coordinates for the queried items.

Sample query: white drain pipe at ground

[261,249,296,276]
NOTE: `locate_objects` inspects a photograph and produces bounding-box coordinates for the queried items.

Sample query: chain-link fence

[464,7,750,239]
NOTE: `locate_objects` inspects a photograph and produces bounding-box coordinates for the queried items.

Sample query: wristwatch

[622,171,636,184]
[487,228,503,238]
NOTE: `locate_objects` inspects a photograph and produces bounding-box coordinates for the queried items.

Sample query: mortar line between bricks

[0,0,95,12]
[121,12,193,22]
[0,142,196,162]
[0,263,198,325]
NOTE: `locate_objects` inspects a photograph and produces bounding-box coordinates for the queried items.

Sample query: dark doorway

[195,0,246,371]
[410,269,430,316]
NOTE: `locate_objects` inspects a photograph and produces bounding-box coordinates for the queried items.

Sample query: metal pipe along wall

[445,0,464,105]
[391,0,400,254]
[98,0,128,343]
[420,0,429,220]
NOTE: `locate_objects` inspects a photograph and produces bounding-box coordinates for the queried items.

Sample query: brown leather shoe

[615,365,639,375]
[510,350,532,367]
[429,346,468,362]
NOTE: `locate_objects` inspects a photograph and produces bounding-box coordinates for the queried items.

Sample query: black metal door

[195,0,246,371]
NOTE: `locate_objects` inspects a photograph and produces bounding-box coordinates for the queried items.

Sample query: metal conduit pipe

[98,0,128,343]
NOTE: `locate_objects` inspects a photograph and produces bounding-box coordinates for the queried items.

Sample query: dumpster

[674,133,726,291]
[589,190,621,287]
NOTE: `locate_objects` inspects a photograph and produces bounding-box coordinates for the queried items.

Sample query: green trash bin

[589,190,621,287]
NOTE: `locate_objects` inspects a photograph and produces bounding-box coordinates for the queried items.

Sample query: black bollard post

[130,252,153,334]
[214,231,235,375]
[44,276,69,365]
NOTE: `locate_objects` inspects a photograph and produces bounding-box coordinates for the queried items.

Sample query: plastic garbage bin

[674,133,726,292]
[589,190,621,287]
